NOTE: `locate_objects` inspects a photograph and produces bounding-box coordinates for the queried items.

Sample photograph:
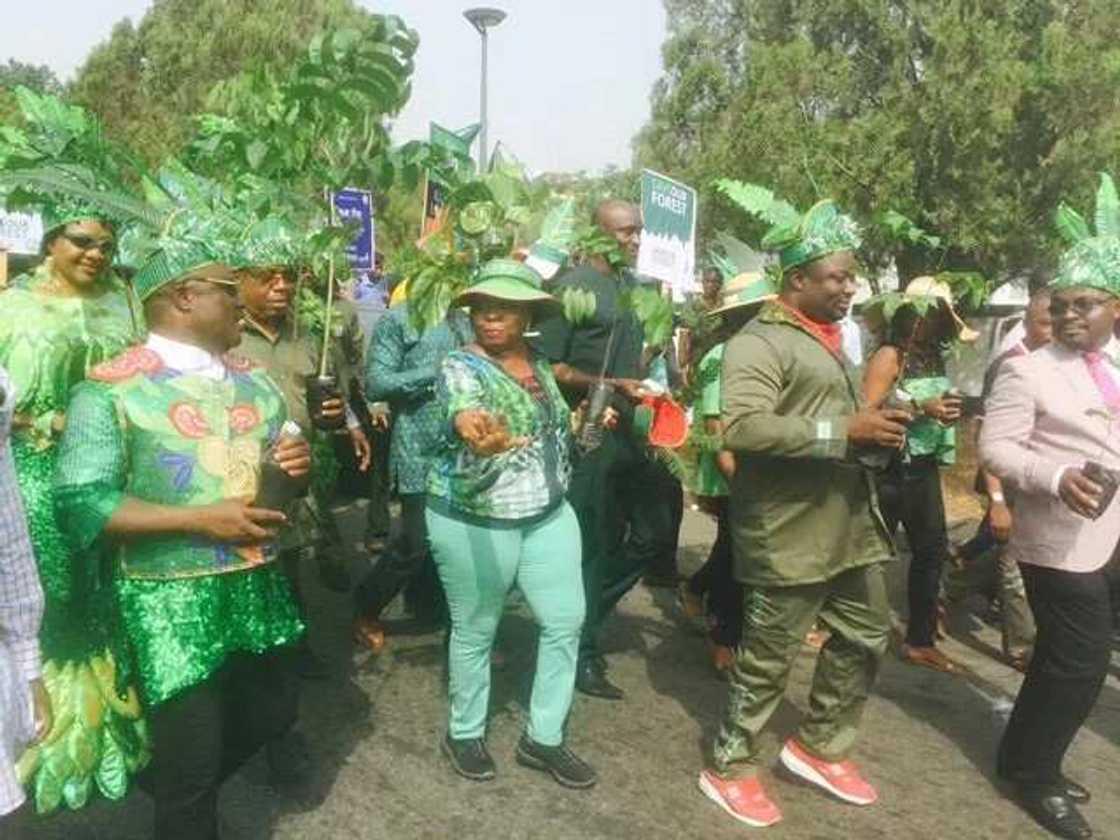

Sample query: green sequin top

[1,266,142,452]
[53,343,303,705]
[0,266,142,653]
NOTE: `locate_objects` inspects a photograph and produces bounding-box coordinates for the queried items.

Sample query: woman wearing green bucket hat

[425,259,604,789]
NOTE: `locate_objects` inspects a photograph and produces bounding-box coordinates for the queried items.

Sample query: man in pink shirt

[982,225,1120,840]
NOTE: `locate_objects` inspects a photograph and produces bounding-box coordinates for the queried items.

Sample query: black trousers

[570,431,681,662]
[876,456,949,647]
[355,493,444,620]
[998,561,1118,787]
[687,500,744,646]
[147,648,299,840]
[365,426,393,540]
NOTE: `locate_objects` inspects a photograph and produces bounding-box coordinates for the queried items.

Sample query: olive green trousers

[712,562,890,776]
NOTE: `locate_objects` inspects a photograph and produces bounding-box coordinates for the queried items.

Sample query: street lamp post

[463,7,506,172]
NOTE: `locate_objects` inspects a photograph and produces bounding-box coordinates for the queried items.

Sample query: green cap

[454,258,560,314]
[132,240,234,301]
[236,216,305,271]
[761,199,862,272]
[40,201,112,239]
[1053,236,1120,297]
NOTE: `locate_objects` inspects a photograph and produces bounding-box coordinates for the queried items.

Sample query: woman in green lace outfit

[0,216,148,813]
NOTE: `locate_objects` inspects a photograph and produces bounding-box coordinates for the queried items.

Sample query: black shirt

[531,265,644,404]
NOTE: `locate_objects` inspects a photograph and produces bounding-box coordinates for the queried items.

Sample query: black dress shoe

[1018,788,1093,839]
[1060,776,1091,805]
[575,660,623,700]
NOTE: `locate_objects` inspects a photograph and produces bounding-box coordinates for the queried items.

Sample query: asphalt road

[26,506,1120,840]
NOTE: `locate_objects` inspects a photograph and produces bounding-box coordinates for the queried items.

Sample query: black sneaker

[516,735,597,789]
[441,734,496,782]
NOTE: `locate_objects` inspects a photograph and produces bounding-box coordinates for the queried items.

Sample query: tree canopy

[636,0,1120,285]
[0,59,63,124]
[68,0,373,165]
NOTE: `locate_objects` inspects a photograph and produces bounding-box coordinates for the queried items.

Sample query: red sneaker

[698,770,783,828]
[778,739,878,806]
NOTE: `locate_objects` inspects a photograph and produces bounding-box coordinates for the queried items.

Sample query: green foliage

[185,18,418,196]
[398,161,551,331]
[571,224,629,275]
[561,288,597,325]
[637,0,1120,286]
[0,87,156,226]
[714,179,798,228]
[0,60,62,126]
[68,0,373,165]
[625,286,675,348]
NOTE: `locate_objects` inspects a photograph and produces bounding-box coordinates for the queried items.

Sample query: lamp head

[464,7,507,33]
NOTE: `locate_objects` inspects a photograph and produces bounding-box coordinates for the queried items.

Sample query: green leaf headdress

[117,160,245,300]
[1052,173,1120,297]
[0,87,157,237]
[714,180,862,272]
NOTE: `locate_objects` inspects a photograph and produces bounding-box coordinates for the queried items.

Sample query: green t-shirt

[693,344,728,497]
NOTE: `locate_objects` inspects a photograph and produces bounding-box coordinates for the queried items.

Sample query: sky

[0,0,669,174]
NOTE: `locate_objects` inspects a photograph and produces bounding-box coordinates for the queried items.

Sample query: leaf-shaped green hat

[124,161,243,300]
[761,199,863,271]
[714,180,861,271]
[236,215,306,271]
[1053,173,1120,297]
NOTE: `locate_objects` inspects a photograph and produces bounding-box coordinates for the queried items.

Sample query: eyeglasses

[1049,296,1114,318]
[185,279,240,299]
[61,232,116,257]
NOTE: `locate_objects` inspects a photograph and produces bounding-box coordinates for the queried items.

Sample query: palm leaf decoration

[1094,172,1120,239]
[713,230,768,275]
[0,164,162,228]
[1055,202,1091,245]
[713,179,800,228]
[1055,172,1120,244]
[0,86,150,228]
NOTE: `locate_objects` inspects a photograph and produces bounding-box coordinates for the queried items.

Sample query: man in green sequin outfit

[54,242,311,840]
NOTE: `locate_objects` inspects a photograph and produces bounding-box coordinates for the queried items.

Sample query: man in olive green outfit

[235,220,370,677]
[698,199,911,829]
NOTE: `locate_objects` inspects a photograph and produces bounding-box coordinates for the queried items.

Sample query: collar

[240,312,288,345]
[145,332,228,381]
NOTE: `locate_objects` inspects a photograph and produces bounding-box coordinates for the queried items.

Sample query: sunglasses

[1049,296,1113,318]
[61,232,116,257]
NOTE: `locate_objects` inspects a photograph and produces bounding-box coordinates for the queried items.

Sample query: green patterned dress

[0,266,148,813]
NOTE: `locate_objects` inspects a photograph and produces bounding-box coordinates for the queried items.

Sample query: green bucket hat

[455,258,560,315]
[706,271,778,318]
[761,200,862,272]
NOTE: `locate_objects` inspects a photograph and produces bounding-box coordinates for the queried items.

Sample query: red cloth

[777,300,844,357]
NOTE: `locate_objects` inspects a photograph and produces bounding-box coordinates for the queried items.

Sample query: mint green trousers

[426,502,585,746]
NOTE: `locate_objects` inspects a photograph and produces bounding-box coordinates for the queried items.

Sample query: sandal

[1005,651,1031,673]
[900,644,963,675]
[353,617,386,654]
